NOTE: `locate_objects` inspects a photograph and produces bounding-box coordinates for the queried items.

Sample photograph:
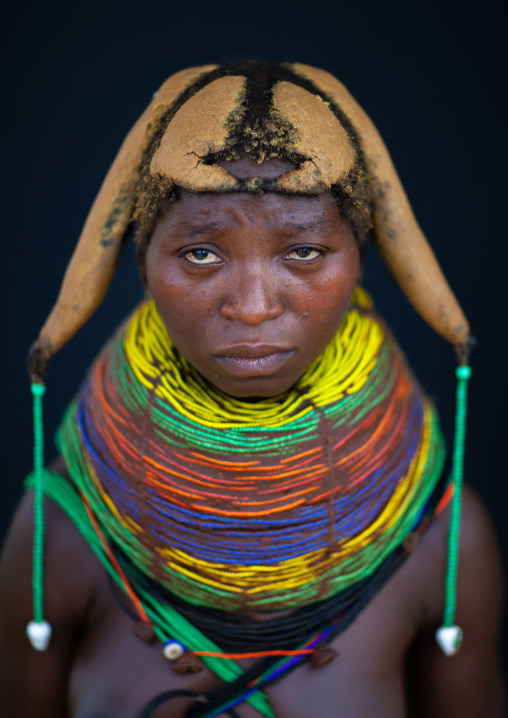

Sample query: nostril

[218,269,285,325]
[219,289,284,325]
[220,300,284,325]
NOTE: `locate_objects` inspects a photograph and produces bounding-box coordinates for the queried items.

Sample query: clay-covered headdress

[28,61,469,380]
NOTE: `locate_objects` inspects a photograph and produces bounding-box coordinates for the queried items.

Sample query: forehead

[157,190,345,237]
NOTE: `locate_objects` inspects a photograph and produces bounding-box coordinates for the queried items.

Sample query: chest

[68,563,419,718]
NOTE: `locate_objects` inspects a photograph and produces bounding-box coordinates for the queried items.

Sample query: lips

[213,345,294,377]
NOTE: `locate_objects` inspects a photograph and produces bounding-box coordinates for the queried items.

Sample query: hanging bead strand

[26,382,52,651]
[436,363,471,656]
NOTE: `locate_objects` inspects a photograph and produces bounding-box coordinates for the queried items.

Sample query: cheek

[145,252,192,329]
[145,251,221,349]
[302,247,360,325]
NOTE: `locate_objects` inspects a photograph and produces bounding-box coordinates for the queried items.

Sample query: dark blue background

[1,0,507,670]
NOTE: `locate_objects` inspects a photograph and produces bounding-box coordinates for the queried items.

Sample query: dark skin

[0,158,505,717]
[146,158,360,399]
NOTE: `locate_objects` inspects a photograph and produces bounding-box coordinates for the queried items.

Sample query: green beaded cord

[31,382,46,622]
[436,364,471,656]
[26,382,52,651]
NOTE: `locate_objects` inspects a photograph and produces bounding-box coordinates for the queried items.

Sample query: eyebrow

[167,215,330,238]
[167,220,225,238]
[279,217,329,233]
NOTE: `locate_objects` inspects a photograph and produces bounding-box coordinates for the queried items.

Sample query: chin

[209,375,297,399]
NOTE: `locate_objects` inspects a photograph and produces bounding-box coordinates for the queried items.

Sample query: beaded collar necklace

[26,287,464,717]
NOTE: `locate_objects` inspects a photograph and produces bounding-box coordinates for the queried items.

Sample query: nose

[219,265,285,326]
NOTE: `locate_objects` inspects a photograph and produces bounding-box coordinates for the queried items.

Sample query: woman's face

[146,172,360,398]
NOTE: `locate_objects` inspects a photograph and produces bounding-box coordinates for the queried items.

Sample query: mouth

[213,346,294,377]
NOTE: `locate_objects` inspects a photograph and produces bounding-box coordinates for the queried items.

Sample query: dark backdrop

[1,0,507,672]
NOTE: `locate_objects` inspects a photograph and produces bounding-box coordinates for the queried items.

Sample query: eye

[285,247,322,261]
[184,248,221,265]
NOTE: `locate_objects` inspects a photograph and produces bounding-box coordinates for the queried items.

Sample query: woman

[0,61,504,717]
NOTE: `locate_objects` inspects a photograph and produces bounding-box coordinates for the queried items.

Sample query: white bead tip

[435,625,463,656]
[26,620,52,651]
[163,641,184,660]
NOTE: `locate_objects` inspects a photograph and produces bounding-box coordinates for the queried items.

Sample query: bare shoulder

[0,461,102,718]
[419,484,503,626]
[407,484,505,718]
[457,484,504,611]
[0,462,101,624]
